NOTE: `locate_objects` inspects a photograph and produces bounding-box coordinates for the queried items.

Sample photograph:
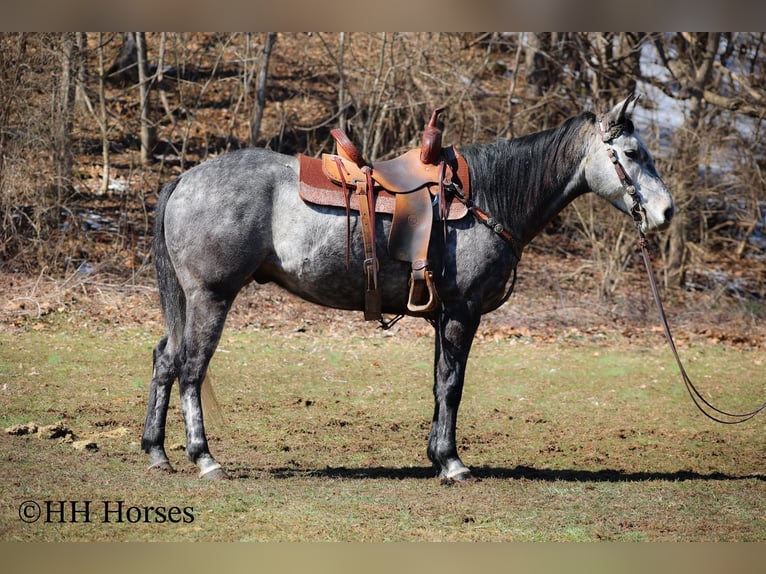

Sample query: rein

[600,119,766,424]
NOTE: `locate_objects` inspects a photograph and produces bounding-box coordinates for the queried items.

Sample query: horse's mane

[460,111,597,237]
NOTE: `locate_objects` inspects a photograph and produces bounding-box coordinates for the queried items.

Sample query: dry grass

[1,311,764,542]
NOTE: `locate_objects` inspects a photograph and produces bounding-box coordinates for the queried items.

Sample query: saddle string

[438,161,448,242]
[602,124,766,423]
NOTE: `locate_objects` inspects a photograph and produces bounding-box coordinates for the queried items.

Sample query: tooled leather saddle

[298,107,470,322]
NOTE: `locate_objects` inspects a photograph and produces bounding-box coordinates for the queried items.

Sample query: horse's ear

[621,93,640,120]
[603,93,640,129]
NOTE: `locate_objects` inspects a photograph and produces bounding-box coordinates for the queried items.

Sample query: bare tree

[52,33,77,205]
[136,32,156,166]
[96,34,111,194]
[250,32,277,146]
[524,32,550,100]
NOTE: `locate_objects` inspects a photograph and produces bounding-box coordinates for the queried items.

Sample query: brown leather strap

[356,169,381,321]
[333,156,352,270]
[438,161,447,241]
[470,204,514,244]
[448,182,521,259]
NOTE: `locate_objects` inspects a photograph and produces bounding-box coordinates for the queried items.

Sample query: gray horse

[142,95,674,480]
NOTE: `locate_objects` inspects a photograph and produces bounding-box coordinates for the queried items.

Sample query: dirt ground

[3,241,765,349]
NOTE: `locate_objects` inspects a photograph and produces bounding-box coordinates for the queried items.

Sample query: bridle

[600,118,766,424]
[599,117,647,227]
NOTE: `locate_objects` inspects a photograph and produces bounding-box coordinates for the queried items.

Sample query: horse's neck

[517,156,588,245]
[487,122,592,247]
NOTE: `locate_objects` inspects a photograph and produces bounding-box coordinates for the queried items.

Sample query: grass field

[1,317,764,541]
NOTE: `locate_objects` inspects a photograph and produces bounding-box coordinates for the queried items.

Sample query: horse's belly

[255,248,413,314]
[258,198,414,312]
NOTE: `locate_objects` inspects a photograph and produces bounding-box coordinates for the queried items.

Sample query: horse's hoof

[199,464,229,480]
[148,460,176,474]
[439,469,474,485]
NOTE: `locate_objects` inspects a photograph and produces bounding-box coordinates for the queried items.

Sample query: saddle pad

[298,153,469,220]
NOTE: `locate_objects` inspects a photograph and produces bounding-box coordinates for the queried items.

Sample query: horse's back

[171,148,298,203]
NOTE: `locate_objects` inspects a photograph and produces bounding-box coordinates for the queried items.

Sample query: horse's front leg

[428,301,481,481]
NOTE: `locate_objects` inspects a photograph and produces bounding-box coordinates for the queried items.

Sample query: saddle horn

[420,106,446,165]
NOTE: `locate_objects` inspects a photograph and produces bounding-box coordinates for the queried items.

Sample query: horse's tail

[153,177,185,345]
[153,177,223,425]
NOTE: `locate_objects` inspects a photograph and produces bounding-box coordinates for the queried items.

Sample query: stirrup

[407,262,438,314]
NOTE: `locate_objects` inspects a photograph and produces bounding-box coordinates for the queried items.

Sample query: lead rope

[601,116,765,423]
[605,128,766,424]
[634,219,766,424]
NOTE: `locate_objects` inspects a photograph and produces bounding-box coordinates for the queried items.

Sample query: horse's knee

[151,337,179,385]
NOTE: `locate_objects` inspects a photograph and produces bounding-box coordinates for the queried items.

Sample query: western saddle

[298,107,471,322]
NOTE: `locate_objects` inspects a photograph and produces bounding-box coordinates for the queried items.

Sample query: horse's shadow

[227,464,764,483]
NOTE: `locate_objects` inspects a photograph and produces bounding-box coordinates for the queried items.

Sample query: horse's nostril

[664,204,675,222]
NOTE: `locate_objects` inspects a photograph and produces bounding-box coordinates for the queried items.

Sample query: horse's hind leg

[142,335,178,473]
[176,288,234,479]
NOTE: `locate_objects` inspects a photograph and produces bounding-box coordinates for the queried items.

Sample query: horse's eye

[624,149,640,160]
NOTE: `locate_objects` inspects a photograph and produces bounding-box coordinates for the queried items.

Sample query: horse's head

[590,94,674,233]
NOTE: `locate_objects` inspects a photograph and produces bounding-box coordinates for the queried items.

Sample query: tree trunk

[97,33,110,194]
[250,32,277,146]
[53,32,76,206]
[524,32,549,100]
[106,32,138,85]
[135,32,156,166]
[663,33,722,288]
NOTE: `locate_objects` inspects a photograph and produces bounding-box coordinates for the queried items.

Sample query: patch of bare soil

[2,243,764,350]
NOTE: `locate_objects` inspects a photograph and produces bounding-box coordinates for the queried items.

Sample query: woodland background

[1,32,764,325]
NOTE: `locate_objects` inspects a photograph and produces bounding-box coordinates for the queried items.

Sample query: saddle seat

[298,107,471,322]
